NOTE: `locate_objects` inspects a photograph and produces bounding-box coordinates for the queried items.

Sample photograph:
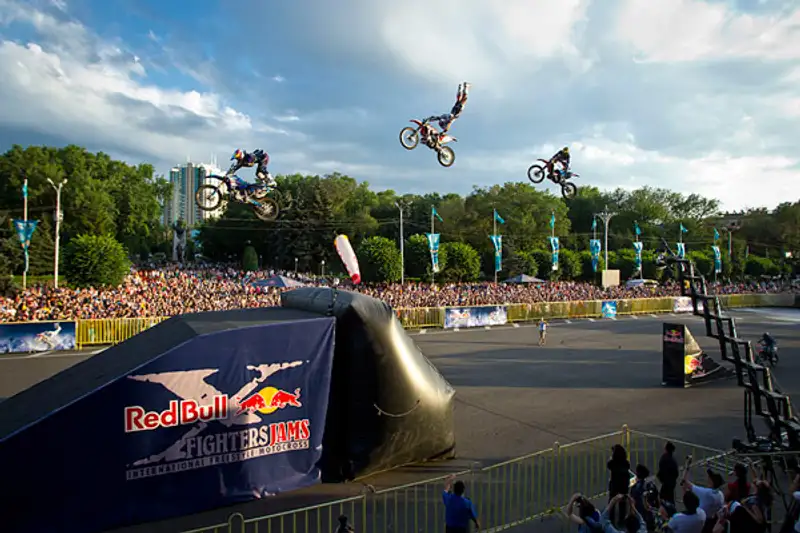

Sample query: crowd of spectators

[0,264,794,323]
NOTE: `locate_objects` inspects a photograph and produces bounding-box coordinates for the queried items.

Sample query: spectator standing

[442,475,480,533]
[565,493,603,533]
[600,494,647,533]
[658,441,679,504]
[608,444,631,501]
[681,468,725,533]
[723,463,752,503]
[630,464,657,531]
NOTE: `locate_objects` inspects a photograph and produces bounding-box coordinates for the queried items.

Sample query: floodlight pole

[596,206,617,270]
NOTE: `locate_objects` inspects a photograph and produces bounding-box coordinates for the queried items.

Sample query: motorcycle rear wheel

[527,164,546,184]
[438,146,455,167]
[253,197,280,221]
[195,184,223,211]
[561,181,578,200]
[400,127,419,150]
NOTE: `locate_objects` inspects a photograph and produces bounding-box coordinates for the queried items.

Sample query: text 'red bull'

[125,396,229,433]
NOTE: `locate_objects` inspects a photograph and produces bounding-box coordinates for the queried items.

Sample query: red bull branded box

[0,308,335,533]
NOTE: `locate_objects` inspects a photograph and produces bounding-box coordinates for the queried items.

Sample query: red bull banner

[1,316,335,533]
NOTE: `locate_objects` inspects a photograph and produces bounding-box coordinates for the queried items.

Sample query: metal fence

[176,426,754,533]
[15,293,790,348]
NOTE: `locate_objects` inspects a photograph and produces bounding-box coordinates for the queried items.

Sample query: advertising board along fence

[174,425,745,533]
[0,320,77,354]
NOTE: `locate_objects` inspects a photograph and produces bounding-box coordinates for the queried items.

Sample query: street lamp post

[47,178,68,289]
[395,201,409,285]
[321,260,326,277]
[595,206,616,271]
[294,257,298,274]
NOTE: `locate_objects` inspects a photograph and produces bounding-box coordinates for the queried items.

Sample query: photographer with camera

[601,494,648,533]
[566,493,603,532]
[631,465,658,531]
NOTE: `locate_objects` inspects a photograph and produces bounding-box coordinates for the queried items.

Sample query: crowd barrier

[0,293,791,349]
[177,426,764,533]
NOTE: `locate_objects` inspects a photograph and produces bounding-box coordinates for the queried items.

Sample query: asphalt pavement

[1,308,797,533]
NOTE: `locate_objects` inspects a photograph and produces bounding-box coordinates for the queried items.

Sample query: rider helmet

[562,146,570,154]
[231,149,244,161]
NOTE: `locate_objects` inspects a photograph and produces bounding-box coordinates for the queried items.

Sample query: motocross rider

[548,146,571,178]
[424,82,471,141]
[230,149,276,199]
[759,332,776,352]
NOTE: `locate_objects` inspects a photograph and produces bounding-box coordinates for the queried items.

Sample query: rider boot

[256,169,277,188]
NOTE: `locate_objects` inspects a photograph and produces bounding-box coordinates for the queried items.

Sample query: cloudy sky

[0,0,798,211]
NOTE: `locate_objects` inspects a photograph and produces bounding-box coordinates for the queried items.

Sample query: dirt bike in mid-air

[756,343,778,368]
[527,159,579,200]
[194,170,289,222]
[399,119,457,168]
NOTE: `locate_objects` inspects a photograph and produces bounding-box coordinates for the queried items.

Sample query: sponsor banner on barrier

[673,296,693,314]
[0,321,77,354]
[601,301,617,319]
[444,306,507,329]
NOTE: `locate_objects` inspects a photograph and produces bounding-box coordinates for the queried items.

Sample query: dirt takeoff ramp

[0,308,336,533]
[281,287,457,481]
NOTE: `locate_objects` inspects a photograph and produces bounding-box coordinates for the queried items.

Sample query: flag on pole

[493,209,505,225]
[591,217,597,231]
[432,206,443,222]
[22,181,28,198]
[713,227,720,241]
[634,222,641,236]
[680,223,688,234]
[549,212,555,229]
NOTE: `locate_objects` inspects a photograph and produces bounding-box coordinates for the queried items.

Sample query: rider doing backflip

[230,149,276,193]
[424,82,471,141]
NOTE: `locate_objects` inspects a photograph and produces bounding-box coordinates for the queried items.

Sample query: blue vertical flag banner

[634,221,641,236]
[490,235,503,272]
[22,180,28,198]
[432,206,444,223]
[680,223,688,234]
[591,217,597,231]
[677,242,686,259]
[713,227,720,242]
[549,212,556,230]
[493,209,505,225]
[13,219,39,249]
[633,241,643,273]
[426,233,441,273]
[712,245,722,273]
[549,237,560,271]
[590,239,601,272]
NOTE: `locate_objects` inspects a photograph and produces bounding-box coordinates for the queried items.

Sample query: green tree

[559,249,583,280]
[242,245,259,272]
[63,234,131,287]
[506,250,539,278]
[531,249,553,277]
[358,236,402,283]
[441,242,481,282]
[405,234,431,279]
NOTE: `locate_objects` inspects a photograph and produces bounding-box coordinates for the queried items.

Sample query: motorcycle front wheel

[561,182,578,200]
[195,184,223,211]
[399,127,419,150]
[253,197,280,221]
[437,146,455,167]
[527,164,546,184]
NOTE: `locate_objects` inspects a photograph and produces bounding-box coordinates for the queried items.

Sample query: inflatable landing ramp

[281,287,457,481]
[0,308,336,533]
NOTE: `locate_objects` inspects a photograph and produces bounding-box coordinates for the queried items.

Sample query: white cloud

[0,0,303,171]
[274,114,300,122]
[272,74,285,82]
[50,0,67,12]
[615,0,800,62]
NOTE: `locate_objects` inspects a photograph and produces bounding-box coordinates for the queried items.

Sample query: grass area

[12,275,67,287]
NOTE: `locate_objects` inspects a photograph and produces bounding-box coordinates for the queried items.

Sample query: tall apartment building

[162,159,225,226]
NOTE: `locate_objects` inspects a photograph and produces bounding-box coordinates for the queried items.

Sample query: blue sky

[0,0,798,211]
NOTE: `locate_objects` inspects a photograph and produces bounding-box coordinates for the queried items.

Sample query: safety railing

[177,425,742,533]
[4,293,792,348]
[76,317,167,347]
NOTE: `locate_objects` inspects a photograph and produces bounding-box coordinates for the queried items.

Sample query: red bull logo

[664,329,683,343]
[235,387,302,416]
